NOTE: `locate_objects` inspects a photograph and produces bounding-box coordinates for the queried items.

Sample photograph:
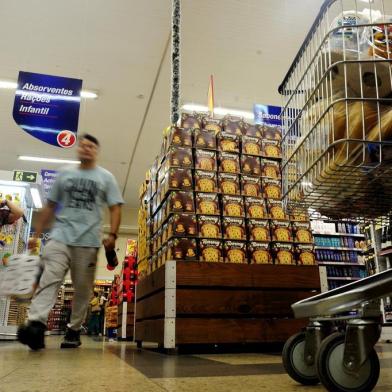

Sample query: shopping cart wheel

[316,332,380,392]
[282,332,319,385]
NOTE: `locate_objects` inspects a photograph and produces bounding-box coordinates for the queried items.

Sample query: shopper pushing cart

[18,134,123,350]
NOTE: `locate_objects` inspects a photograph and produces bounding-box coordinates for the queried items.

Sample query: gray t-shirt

[48,166,123,248]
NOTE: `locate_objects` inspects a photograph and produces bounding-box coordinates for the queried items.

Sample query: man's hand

[28,237,39,250]
[103,235,116,250]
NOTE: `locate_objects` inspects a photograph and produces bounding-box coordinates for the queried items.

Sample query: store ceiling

[0,0,323,207]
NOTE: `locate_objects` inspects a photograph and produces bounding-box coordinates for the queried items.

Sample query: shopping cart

[279,0,392,390]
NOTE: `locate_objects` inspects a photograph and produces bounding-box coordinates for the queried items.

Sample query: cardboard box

[241,175,262,198]
[167,213,198,239]
[199,239,223,262]
[261,159,281,179]
[198,215,222,238]
[263,178,282,200]
[242,135,262,156]
[222,117,244,136]
[292,221,313,244]
[202,117,222,134]
[248,242,273,264]
[167,237,198,260]
[165,191,195,215]
[267,199,288,220]
[218,173,240,195]
[222,195,245,217]
[181,113,202,129]
[161,168,193,195]
[222,217,246,240]
[195,149,217,171]
[217,131,240,153]
[219,151,240,173]
[194,170,218,193]
[223,240,248,263]
[244,197,268,219]
[243,123,263,138]
[194,129,217,150]
[167,126,193,149]
[294,244,316,265]
[247,219,271,242]
[262,139,282,159]
[165,146,193,169]
[263,125,282,141]
[271,242,295,265]
[270,220,293,242]
[195,193,220,215]
[241,155,261,176]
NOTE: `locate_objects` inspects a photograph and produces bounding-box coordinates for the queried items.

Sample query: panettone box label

[295,244,316,265]
[241,175,262,198]
[292,221,313,244]
[163,168,193,193]
[271,220,293,242]
[241,155,261,176]
[167,237,198,260]
[202,117,222,134]
[194,129,217,150]
[218,173,240,195]
[166,146,193,168]
[194,170,218,193]
[290,209,310,222]
[272,242,295,265]
[219,151,240,173]
[263,125,282,141]
[222,217,246,240]
[199,239,223,262]
[166,191,195,214]
[167,127,193,148]
[267,199,287,220]
[263,178,282,200]
[222,195,245,217]
[181,113,202,129]
[198,215,222,238]
[196,193,220,215]
[247,219,271,242]
[223,240,247,263]
[167,213,198,238]
[243,123,262,138]
[261,159,281,179]
[217,131,240,153]
[248,241,272,264]
[242,135,262,156]
[244,197,268,219]
[262,139,282,159]
[222,117,244,136]
[195,149,217,171]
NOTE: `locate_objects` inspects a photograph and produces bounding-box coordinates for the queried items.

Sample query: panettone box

[271,242,295,265]
[223,240,248,263]
[247,219,271,242]
[217,131,240,153]
[218,151,240,174]
[292,221,313,244]
[263,125,282,141]
[261,159,281,179]
[270,220,293,242]
[295,244,316,265]
[198,215,222,239]
[167,237,198,261]
[290,208,310,222]
[202,117,222,134]
[195,149,217,171]
[222,217,246,240]
[248,242,273,264]
[241,155,261,176]
[218,173,241,195]
[167,126,193,149]
[262,139,282,160]
[161,168,193,194]
[199,239,223,262]
[222,117,244,136]
[263,178,282,200]
[242,135,262,156]
[244,197,268,219]
[161,243,168,265]
[241,175,262,198]
[194,170,219,193]
[181,112,202,129]
[222,195,245,217]
[195,193,220,215]
[166,213,198,239]
[165,191,195,215]
[243,123,263,138]
[267,199,288,220]
[194,129,217,150]
[164,146,193,169]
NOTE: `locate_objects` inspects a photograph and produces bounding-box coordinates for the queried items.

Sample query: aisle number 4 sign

[13,170,38,183]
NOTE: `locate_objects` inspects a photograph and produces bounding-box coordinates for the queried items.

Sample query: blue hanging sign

[253,104,282,126]
[13,71,83,148]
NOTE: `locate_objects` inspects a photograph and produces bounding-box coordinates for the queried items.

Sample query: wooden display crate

[135,260,320,350]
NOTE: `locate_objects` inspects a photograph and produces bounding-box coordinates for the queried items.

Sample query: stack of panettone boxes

[137,113,315,277]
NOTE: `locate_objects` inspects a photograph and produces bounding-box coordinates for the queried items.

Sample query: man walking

[18,134,123,350]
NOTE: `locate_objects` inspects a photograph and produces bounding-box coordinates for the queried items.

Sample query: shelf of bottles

[311,220,366,291]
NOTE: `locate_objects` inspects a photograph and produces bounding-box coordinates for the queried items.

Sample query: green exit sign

[13,170,38,183]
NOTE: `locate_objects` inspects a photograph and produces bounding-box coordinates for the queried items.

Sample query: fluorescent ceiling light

[0,79,98,99]
[182,104,254,120]
[30,188,42,209]
[18,156,80,164]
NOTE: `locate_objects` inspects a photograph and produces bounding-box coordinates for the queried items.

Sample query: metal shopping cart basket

[279,0,392,391]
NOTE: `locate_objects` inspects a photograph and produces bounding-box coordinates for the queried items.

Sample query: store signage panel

[253,104,282,126]
[13,71,82,148]
[41,170,58,199]
[13,170,38,183]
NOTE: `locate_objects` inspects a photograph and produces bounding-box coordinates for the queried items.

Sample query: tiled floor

[1,336,392,391]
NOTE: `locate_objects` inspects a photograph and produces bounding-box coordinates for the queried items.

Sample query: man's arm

[104,204,122,248]
[1,200,24,223]
[31,201,57,239]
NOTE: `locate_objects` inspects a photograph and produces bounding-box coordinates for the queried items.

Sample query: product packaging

[202,117,222,134]
[218,173,241,195]
[195,193,220,215]
[167,237,198,260]
[194,129,217,150]
[217,131,240,153]
[222,195,245,217]
[165,191,195,215]
[164,146,193,169]
[166,213,198,239]
[194,170,219,193]
[243,123,263,138]
[270,220,293,242]
[198,215,222,238]
[262,139,282,159]
[292,221,313,244]
[199,239,223,262]
[181,113,202,129]
[267,199,287,220]
[222,217,246,240]
[242,135,262,156]
[271,242,295,265]
[261,159,281,179]
[167,126,193,149]
[223,240,248,263]
[222,116,244,136]
[263,178,282,200]
[241,175,262,197]
[244,197,268,219]
[247,219,271,242]
[263,126,282,141]
[195,149,217,171]
[248,242,273,264]
[295,244,316,265]
[219,151,240,173]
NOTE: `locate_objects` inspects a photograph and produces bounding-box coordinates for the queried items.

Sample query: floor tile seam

[0,368,18,381]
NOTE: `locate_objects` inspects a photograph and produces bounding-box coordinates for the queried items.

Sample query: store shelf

[313,232,364,238]
[379,247,392,257]
[315,246,363,252]
[318,261,365,267]
[327,276,362,281]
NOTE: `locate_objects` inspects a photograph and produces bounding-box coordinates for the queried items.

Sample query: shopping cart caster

[316,332,380,392]
[283,321,328,385]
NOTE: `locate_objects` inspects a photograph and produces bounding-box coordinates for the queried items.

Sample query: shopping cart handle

[292,268,392,319]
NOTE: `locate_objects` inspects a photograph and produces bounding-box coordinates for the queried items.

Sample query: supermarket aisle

[1,337,392,391]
